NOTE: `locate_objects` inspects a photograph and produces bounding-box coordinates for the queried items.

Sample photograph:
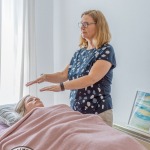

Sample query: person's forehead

[25,96,34,102]
[81,15,93,21]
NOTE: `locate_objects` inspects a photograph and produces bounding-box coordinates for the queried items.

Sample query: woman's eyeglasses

[78,22,96,28]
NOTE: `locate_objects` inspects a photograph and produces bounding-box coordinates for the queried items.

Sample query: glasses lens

[78,22,88,28]
[82,22,88,28]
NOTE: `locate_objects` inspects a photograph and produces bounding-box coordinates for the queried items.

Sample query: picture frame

[128,91,150,134]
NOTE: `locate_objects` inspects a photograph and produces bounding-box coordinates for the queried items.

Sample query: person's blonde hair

[15,95,30,117]
[79,10,111,49]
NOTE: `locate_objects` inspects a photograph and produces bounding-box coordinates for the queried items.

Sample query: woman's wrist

[60,82,65,91]
[41,74,47,81]
[44,74,47,81]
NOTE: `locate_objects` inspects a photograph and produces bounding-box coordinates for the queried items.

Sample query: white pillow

[0,104,21,126]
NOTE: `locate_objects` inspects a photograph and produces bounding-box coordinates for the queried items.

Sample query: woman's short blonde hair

[15,95,30,117]
[79,10,111,49]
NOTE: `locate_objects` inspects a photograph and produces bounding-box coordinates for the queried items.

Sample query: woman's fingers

[26,76,62,93]
[26,77,44,86]
[26,81,36,86]
[40,87,50,91]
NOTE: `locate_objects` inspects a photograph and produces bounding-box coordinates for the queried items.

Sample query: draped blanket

[0,104,146,150]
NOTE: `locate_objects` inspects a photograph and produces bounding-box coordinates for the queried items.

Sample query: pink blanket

[0,104,146,150]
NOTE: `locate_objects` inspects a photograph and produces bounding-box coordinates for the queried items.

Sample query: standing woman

[26,10,116,126]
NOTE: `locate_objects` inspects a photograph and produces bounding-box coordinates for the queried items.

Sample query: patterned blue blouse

[68,44,116,114]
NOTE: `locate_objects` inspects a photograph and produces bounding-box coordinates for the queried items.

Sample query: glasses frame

[78,22,96,28]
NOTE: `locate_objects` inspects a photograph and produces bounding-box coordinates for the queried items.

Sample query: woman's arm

[64,60,111,90]
[40,60,111,92]
[44,65,69,83]
[26,65,69,86]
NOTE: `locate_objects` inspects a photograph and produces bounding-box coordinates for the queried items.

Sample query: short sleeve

[97,44,116,69]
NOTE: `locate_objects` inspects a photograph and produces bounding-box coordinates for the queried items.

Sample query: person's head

[79,10,111,49]
[15,95,44,116]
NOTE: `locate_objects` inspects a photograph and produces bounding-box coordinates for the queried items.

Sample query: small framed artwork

[128,91,150,134]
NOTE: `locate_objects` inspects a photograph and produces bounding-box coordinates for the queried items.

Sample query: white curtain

[0,0,37,104]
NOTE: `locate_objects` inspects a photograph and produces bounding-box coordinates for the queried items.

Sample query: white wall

[35,0,150,125]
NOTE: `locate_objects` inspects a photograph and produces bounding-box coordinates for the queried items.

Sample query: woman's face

[24,96,44,114]
[80,15,97,41]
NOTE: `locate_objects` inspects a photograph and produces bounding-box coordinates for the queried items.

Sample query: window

[0,0,36,104]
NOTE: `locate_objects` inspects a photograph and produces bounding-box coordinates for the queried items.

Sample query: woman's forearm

[44,65,69,83]
[63,75,97,90]
[44,72,68,83]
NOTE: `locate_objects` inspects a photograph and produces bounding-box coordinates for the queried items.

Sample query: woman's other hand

[40,84,61,92]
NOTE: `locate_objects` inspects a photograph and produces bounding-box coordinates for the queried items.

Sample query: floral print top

[68,44,116,114]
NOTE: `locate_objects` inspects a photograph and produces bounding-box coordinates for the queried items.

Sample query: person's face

[80,15,97,41]
[24,96,44,114]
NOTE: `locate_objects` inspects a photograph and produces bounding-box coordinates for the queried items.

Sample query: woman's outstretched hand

[40,84,61,92]
[26,74,46,86]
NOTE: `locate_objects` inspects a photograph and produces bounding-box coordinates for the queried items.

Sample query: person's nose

[81,25,85,29]
[34,98,40,102]
[33,98,37,102]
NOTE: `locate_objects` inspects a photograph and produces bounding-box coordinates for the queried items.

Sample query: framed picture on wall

[128,91,150,134]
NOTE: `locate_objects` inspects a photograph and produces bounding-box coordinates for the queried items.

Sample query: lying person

[0,97,147,150]
[0,95,44,136]
[15,95,44,117]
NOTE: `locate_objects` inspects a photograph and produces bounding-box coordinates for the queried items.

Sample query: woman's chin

[81,33,86,38]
